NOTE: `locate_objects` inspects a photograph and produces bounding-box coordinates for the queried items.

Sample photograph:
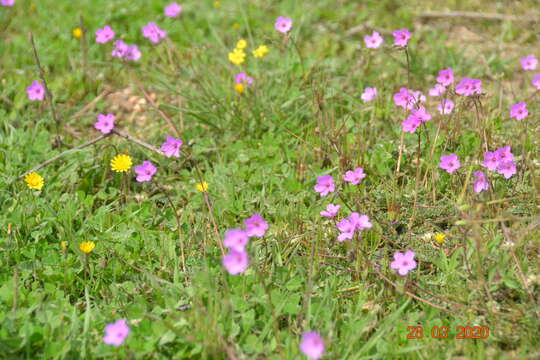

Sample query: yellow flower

[213,1,221,8]
[24,172,44,190]
[110,154,132,173]
[80,241,95,254]
[232,23,240,30]
[196,181,208,192]
[73,27,83,39]
[252,45,269,58]
[235,83,245,94]
[434,233,446,244]
[228,48,246,65]
[60,241,68,249]
[236,39,247,49]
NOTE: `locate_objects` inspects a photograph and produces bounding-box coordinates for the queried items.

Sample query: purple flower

[482,151,498,171]
[26,80,45,101]
[95,25,115,43]
[244,213,268,237]
[343,167,366,185]
[439,154,460,174]
[495,145,514,163]
[275,16,292,33]
[222,249,249,275]
[142,22,167,44]
[497,161,516,179]
[164,2,182,17]
[134,161,157,182]
[401,114,421,133]
[394,88,425,110]
[320,204,340,217]
[126,45,141,61]
[349,212,372,230]
[521,55,537,71]
[161,136,183,158]
[364,31,383,48]
[390,250,417,276]
[314,175,335,196]
[412,106,431,123]
[436,68,454,87]
[336,218,355,242]
[532,73,540,90]
[300,331,325,360]
[235,72,253,85]
[510,102,528,120]
[361,87,377,102]
[1,0,14,6]
[103,318,130,346]
[223,229,249,251]
[438,99,454,115]
[455,77,482,96]
[393,28,411,47]
[112,40,128,58]
[428,83,446,97]
[472,171,489,193]
[94,113,115,134]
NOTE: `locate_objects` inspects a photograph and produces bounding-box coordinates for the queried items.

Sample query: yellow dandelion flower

[235,83,245,94]
[24,172,44,190]
[196,181,208,192]
[213,1,221,8]
[110,154,132,173]
[232,23,240,30]
[236,39,247,49]
[73,27,83,39]
[80,241,95,254]
[228,48,246,65]
[60,241,68,249]
[434,233,446,244]
[252,45,269,58]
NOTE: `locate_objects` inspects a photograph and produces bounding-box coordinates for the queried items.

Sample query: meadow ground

[1,0,539,359]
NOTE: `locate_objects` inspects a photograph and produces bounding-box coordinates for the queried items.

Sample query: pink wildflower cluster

[222,213,268,275]
[482,146,517,179]
[336,212,372,242]
[390,250,417,276]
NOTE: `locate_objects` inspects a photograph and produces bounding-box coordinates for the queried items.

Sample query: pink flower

[103,318,130,347]
[275,16,292,33]
[235,72,253,85]
[482,151,499,171]
[497,161,516,179]
[349,212,372,230]
[495,145,514,163]
[428,83,446,97]
[336,218,355,242]
[532,73,540,90]
[520,55,538,71]
[412,106,431,123]
[26,80,45,101]
[222,249,249,275]
[224,229,249,251]
[112,40,140,61]
[401,114,421,133]
[314,175,335,196]
[439,154,460,174]
[320,204,340,217]
[394,88,425,110]
[1,0,14,6]
[142,22,167,44]
[134,161,157,182]
[438,99,454,115]
[390,250,417,276]
[361,87,377,102]
[455,77,482,96]
[300,331,325,360]
[94,113,115,134]
[161,136,183,158]
[343,167,366,185]
[364,31,383,48]
[472,171,489,193]
[244,213,268,237]
[393,28,411,47]
[436,68,454,87]
[95,25,115,43]
[164,2,182,17]
[510,102,528,120]
[126,45,141,61]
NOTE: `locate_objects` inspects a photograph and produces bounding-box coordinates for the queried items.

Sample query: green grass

[1,0,539,358]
